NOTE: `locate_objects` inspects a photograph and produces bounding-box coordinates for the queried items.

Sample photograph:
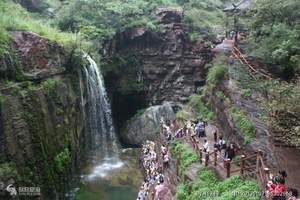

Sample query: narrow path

[181,123,241,180]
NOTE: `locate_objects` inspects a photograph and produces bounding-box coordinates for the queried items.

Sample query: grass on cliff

[171,140,198,174]
[176,167,261,200]
[229,106,256,144]
[0,0,89,56]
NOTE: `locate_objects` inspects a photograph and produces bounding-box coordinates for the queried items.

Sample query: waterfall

[80,53,119,158]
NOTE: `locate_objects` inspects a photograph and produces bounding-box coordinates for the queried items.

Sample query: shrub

[41,77,60,92]
[229,107,256,144]
[176,166,261,200]
[0,162,19,181]
[206,58,228,90]
[54,148,70,173]
[171,141,198,173]
[248,0,300,79]
[188,94,215,121]
[241,88,252,98]
[216,91,226,100]
[176,183,188,200]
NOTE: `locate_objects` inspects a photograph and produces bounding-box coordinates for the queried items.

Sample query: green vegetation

[176,167,261,200]
[54,148,71,173]
[0,0,84,47]
[216,90,226,100]
[188,94,215,121]
[178,0,226,40]
[171,140,197,174]
[241,88,252,98]
[53,0,228,41]
[42,77,60,92]
[0,92,4,107]
[248,0,300,79]
[0,162,19,181]
[230,61,300,147]
[205,56,228,91]
[229,106,256,144]
[54,0,175,40]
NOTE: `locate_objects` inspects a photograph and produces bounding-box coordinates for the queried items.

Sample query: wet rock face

[120,103,175,146]
[0,31,85,199]
[11,31,66,80]
[103,7,212,104]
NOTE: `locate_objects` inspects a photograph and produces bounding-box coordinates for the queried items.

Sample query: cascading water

[73,54,142,200]
[79,53,122,180]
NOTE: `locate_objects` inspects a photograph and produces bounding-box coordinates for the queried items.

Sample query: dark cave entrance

[111,90,148,146]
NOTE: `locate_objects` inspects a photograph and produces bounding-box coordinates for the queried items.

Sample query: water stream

[72,54,142,200]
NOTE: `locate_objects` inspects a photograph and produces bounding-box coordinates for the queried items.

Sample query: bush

[54,148,71,173]
[171,141,198,173]
[229,107,256,144]
[176,183,188,200]
[0,0,90,53]
[176,166,261,200]
[0,162,19,181]
[41,77,60,92]
[241,88,252,98]
[248,0,300,79]
[188,94,215,121]
[206,58,228,90]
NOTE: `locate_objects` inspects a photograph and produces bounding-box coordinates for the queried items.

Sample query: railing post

[199,148,203,164]
[256,149,263,171]
[225,159,231,178]
[240,155,246,177]
[214,148,218,166]
[205,152,209,166]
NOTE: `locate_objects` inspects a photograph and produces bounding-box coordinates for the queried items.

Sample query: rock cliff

[0,31,86,199]
[102,7,213,105]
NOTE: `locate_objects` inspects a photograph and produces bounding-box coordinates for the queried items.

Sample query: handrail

[159,121,274,199]
[188,134,272,187]
[232,46,272,79]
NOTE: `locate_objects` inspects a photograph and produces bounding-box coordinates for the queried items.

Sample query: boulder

[120,103,175,146]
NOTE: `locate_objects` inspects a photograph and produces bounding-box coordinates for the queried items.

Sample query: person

[278,170,287,184]
[163,154,170,169]
[175,128,184,138]
[156,173,164,184]
[137,186,146,200]
[287,188,298,200]
[195,120,206,137]
[266,176,287,199]
[218,136,226,152]
[225,143,235,160]
[154,183,165,200]
[161,145,167,156]
[203,140,209,153]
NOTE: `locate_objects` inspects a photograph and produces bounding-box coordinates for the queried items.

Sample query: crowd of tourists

[266,170,298,200]
[137,140,170,200]
[137,117,298,200]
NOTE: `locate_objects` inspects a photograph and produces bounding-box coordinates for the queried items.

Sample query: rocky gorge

[1,1,299,199]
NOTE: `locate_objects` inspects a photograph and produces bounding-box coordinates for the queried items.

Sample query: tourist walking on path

[225,143,235,160]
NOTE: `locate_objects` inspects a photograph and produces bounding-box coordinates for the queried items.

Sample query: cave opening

[110,90,148,146]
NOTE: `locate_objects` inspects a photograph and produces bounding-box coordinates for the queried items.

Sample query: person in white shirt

[203,139,209,153]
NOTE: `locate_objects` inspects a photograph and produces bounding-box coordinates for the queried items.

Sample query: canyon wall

[0,31,87,199]
[102,7,213,105]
